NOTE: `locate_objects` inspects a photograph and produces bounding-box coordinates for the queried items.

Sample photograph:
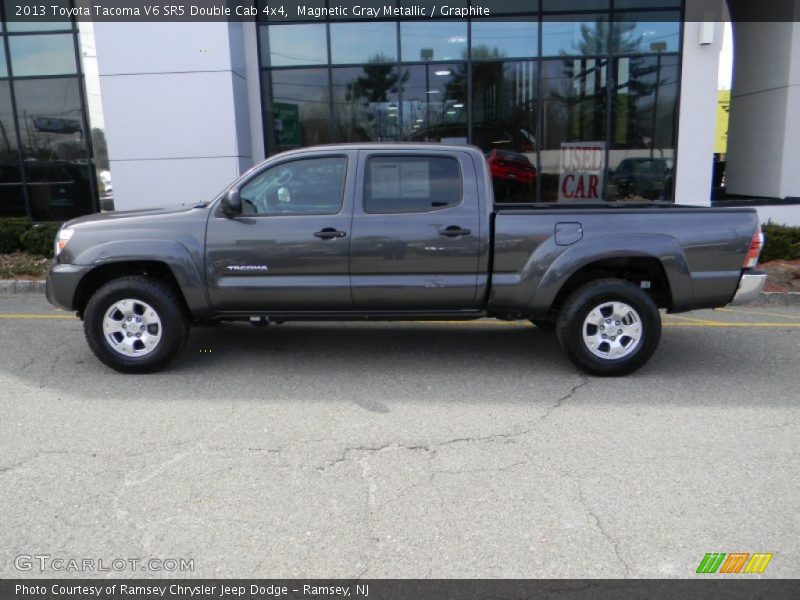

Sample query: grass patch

[0,252,49,280]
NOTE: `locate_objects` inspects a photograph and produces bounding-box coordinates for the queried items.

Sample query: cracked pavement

[0,296,798,578]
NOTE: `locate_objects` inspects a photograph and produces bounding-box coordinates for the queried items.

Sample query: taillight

[743,228,764,269]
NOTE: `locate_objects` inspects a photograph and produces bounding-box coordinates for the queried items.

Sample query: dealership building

[0,0,798,224]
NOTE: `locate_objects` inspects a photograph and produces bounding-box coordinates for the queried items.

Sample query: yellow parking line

[717,307,800,321]
[663,314,721,325]
[0,313,76,320]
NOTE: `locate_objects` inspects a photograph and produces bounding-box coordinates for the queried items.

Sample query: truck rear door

[349,149,483,311]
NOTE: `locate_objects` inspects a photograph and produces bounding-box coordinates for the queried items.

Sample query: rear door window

[364,155,462,213]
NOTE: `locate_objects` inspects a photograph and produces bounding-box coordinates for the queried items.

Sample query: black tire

[530,318,556,331]
[556,278,661,377]
[83,275,189,373]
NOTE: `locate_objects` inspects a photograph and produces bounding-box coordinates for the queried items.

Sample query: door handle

[314,228,347,239]
[438,226,472,237]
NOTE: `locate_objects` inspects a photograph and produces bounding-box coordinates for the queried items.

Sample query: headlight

[55,227,75,257]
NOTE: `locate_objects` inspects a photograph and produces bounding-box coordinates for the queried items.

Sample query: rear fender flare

[529,234,692,314]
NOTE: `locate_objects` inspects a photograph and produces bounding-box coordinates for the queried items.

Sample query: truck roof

[272,142,485,156]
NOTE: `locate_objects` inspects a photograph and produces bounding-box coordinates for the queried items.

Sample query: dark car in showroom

[609,157,673,201]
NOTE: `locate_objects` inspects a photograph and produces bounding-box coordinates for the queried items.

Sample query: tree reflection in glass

[332,56,405,142]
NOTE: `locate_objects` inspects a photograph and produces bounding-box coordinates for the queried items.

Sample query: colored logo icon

[696,553,773,574]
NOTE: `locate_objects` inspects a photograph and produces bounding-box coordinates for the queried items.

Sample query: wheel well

[73,261,189,318]
[549,257,672,313]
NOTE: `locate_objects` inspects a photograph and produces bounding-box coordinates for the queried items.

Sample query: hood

[65,202,209,228]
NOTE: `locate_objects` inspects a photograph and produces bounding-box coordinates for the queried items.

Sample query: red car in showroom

[485,149,536,202]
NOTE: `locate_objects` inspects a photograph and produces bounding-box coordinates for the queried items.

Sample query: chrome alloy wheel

[102,299,163,357]
[582,301,642,359]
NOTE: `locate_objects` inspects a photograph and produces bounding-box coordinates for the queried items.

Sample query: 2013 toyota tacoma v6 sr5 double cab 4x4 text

[47,144,766,376]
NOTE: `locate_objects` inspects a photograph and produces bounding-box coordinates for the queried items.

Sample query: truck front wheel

[556,279,661,376]
[83,275,189,373]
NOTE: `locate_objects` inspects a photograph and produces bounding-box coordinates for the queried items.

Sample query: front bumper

[729,269,767,306]
[46,263,92,311]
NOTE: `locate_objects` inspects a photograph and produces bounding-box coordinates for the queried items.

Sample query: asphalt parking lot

[0,295,798,578]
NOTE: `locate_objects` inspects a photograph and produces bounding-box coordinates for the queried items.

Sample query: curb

[753,292,800,306]
[1,280,799,306]
[0,280,46,294]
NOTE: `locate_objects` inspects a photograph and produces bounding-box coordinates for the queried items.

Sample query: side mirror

[222,189,241,217]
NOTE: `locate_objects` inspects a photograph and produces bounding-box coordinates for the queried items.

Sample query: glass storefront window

[541,58,609,201]
[615,0,681,8]
[0,80,24,217]
[0,80,17,159]
[4,22,70,32]
[257,6,682,203]
[401,63,466,143]
[400,21,467,62]
[3,0,71,30]
[9,34,78,76]
[472,61,539,203]
[471,19,538,60]
[13,77,92,220]
[609,55,678,201]
[330,22,397,64]
[263,68,332,152]
[13,78,87,160]
[0,159,25,217]
[542,16,610,56]
[0,11,99,220]
[261,24,328,67]
[332,65,401,142]
[613,12,681,54]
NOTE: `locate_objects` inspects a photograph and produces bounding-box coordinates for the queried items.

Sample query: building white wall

[674,16,724,206]
[243,21,265,164]
[756,206,800,227]
[779,21,800,200]
[94,22,258,210]
[723,18,800,225]
[725,22,794,199]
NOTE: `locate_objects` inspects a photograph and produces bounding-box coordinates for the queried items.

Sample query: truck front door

[350,150,483,311]
[205,153,354,312]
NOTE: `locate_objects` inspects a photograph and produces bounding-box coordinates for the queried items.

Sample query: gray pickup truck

[46,144,766,376]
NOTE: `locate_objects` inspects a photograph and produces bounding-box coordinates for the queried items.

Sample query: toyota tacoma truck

[46,144,766,376]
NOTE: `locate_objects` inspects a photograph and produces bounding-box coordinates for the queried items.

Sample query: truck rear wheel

[556,278,661,376]
[83,275,189,373]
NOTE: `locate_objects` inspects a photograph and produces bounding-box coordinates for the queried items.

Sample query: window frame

[362,153,464,215]
[234,154,350,218]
